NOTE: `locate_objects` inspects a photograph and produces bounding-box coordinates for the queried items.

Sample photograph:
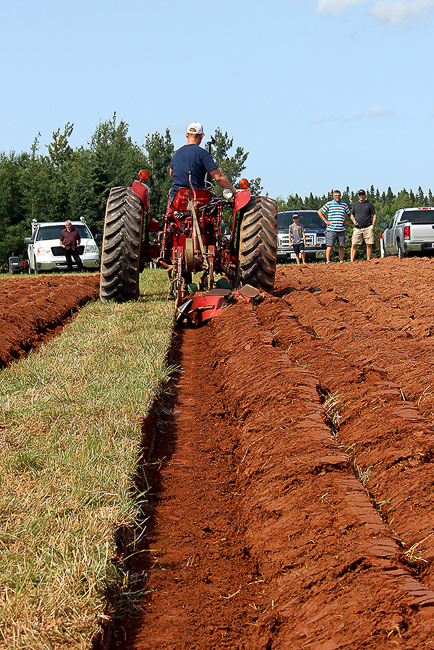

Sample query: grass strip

[0,269,174,649]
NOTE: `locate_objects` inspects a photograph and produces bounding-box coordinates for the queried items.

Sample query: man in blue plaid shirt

[318,190,351,264]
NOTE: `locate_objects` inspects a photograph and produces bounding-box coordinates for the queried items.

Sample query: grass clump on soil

[0,269,174,649]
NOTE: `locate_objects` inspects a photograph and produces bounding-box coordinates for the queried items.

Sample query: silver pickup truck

[380,207,434,258]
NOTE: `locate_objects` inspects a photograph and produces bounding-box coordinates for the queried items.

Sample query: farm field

[0,271,174,650]
[0,273,100,366]
[111,257,434,650]
[2,258,434,649]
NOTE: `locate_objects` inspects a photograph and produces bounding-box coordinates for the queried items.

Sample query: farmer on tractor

[169,122,236,202]
[100,122,278,309]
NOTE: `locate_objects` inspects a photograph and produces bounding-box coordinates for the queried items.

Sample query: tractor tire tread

[238,196,277,293]
[100,187,144,302]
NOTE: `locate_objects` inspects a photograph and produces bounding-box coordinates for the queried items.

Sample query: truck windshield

[401,210,434,224]
[36,224,92,241]
[278,211,324,229]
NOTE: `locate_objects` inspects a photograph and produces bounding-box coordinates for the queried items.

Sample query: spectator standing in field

[60,221,83,272]
[350,189,377,261]
[318,190,351,264]
[288,213,307,265]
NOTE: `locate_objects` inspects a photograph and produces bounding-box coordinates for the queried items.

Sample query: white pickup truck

[24,218,102,273]
[380,207,434,258]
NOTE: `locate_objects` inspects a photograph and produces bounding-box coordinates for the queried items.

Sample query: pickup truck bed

[381,207,434,258]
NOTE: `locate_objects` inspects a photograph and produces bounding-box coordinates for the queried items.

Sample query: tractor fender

[132,179,153,231]
[234,189,251,215]
[132,180,150,210]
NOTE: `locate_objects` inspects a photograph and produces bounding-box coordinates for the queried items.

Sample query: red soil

[0,274,100,367]
[109,257,434,649]
[3,263,434,648]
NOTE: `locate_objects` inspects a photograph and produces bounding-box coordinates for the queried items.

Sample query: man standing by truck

[318,190,351,264]
[350,190,377,261]
[60,220,83,273]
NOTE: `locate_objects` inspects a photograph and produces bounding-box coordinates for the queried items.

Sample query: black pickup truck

[277,210,327,262]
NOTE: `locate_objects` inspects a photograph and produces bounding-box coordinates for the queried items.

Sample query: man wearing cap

[170,122,236,201]
[318,190,351,264]
[350,190,377,261]
[288,213,307,265]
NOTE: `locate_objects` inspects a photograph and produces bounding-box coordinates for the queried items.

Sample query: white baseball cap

[186,122,204,135]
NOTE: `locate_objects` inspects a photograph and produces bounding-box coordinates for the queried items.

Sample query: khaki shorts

[352,225,374,245]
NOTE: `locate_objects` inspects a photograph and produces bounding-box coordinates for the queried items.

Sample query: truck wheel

[100,186,144,302]
[397,241,405,259]
[238,196,278,292]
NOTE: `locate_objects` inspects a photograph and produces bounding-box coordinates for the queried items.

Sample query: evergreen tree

[144,129,174,223]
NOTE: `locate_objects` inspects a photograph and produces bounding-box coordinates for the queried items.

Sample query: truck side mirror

[94,234,103,242]
[380,222,389,229]
[23,237,32,244]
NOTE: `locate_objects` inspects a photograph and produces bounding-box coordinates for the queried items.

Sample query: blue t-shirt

[170,144,217,199]
[319,199,350,231]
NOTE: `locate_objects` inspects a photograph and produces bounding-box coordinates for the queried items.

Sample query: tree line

[0,112,432,268]
[0,114,260,270]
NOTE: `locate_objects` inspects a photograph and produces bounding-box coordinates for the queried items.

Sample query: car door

[387,212,399,254]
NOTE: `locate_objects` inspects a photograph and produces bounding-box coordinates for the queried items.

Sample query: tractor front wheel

[237,196,278,292]
[100,187,144,302]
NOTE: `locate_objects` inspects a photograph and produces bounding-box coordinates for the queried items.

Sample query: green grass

[0,269,174,649]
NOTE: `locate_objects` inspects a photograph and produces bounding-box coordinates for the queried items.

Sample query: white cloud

[366,106,396,118]
[311,106,395,124]
[310,116,342,124]
[316,0,367,12]
[370,0,434,27]
[314,0,434,25]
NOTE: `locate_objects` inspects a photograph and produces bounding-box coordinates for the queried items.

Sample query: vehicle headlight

[36,246,50,254]
[222,188,234,200]
[85,244,98,253]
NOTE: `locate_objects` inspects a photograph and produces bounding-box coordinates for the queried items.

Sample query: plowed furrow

[255,294,434,592]
[206,299,434,648]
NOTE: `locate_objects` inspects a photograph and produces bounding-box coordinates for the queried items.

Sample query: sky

[0,0,433,201]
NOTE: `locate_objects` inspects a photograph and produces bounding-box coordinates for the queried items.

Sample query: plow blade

[176,286,262,326]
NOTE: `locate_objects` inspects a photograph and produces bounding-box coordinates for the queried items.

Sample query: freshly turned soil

[3,261,434,648]
[0,274,100,366]
[109,258,434,649]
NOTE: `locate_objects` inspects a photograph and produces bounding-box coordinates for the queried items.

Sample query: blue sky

[0,0,433,201]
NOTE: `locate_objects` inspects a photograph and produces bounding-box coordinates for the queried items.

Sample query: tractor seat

[171,187,213,212]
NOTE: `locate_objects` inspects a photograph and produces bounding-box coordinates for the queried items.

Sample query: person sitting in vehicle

[169,122,236,203]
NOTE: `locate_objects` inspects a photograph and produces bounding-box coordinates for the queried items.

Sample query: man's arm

[372,210,377,227]
[318,209,331,227]
[209,168,236,192]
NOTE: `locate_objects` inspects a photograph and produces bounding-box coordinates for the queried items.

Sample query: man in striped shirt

[318,190,351,264]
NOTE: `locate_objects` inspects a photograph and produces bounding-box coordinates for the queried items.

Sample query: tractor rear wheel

[100,186,144,302]
[238,196,278,292]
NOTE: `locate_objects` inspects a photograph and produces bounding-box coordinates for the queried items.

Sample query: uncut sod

[0,269,174,649]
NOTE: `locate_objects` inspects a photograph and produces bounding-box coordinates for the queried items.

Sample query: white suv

[24,218,101,273]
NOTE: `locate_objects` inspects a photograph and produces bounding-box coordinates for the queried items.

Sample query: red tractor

[100,168,278,319]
